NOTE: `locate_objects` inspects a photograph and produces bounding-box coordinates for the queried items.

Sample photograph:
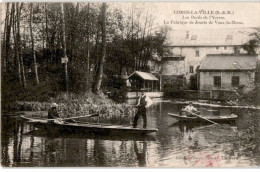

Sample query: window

[189,66,194,73]
[191,35,197,40]
[226,35,233,40]
[213,76,221,87]
[224,46,227,50]
[216,47,219,50]
[186,31,189,39]
[232,76,239,87]
[195,50,199,57]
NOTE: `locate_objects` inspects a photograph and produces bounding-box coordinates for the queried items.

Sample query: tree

[60,3,69,92]
[92,3,107,93]
[29,3,40,84]
[16,3,27,87]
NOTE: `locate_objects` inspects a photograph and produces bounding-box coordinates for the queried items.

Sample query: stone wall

[200,71,255,92]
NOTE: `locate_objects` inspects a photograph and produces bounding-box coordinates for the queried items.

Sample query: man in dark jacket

[133,90,152,128]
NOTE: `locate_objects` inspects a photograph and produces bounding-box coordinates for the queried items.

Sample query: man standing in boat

[183,102,199,117]
[48,103,62,123]
[133,89,153,128]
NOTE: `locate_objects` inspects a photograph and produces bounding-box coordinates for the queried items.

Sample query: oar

[184,110,218,125]
[62,113,99,121]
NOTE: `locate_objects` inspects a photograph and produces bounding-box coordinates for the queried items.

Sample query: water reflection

[134,141,147,167]
[1,101,260,167]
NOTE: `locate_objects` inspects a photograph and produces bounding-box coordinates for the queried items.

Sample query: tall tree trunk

[12,4,22,85]
[17,3,26,87]
[139,6,149,70]
[6,3,14,72]
[86,3,90,86]
[29,3,39,85]
[60,3,69,92]
[131,4,135,71]
[92,3,107,93]
[2,3,9,71]
[44,3,50,51]
[21,26,27,87]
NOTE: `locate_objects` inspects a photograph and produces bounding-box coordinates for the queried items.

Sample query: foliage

[1,2,167,103]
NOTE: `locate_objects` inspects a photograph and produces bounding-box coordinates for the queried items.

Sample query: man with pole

[133,89,153,128]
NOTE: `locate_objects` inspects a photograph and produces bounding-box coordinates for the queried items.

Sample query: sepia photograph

[1,1,260,167]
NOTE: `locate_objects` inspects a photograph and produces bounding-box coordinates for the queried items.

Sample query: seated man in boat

[133,90,153,128]
[182,102,199,117]
[48,103,63,124]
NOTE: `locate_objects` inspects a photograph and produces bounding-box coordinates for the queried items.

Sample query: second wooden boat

[168,113,237,123]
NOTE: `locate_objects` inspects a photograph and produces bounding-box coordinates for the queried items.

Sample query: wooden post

[160,74,162,91]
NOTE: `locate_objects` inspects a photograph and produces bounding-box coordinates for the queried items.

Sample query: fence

[165,90,237,101]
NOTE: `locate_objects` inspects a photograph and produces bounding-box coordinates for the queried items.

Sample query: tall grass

[13,92,137,126]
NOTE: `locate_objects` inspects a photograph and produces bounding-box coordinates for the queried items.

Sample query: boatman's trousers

[133,106,147,128]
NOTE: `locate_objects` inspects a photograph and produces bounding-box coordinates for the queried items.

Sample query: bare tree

[92,3,107,93]
[13,3,22,85]
[86,2,91,86]
[60,3,69,92]
[17,3,26,87]
[29,3,39,85]
[5,3,14,72]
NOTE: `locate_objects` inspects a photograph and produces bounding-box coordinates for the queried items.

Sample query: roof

[164,28,257,47]
[161,56,185,61]
[128,71,159,81]
[199,54,257,71]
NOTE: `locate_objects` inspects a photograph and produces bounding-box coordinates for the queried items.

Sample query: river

[1,100,260,167]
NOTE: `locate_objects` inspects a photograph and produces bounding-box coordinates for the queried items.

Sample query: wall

[199,71,255,92]
[147,60,161,74]
[161,59,185,75]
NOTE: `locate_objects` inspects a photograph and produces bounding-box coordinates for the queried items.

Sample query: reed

[16,92,137,126]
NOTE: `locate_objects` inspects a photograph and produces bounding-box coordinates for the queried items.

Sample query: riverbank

[2,92,137,126]
[171,99,260,110]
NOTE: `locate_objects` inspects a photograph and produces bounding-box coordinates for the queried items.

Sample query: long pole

[188,111,218,124]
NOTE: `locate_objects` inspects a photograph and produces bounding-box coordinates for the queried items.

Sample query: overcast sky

[1,2,260,32]
[110,1,260,31]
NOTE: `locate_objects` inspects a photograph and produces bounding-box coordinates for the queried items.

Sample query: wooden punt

[20,115,158,135]
[168,113,237,123]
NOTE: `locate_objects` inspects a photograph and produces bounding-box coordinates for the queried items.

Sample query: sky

[1,2,260,32]
[111,1,260,30]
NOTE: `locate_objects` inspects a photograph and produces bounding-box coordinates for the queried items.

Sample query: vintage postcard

[1,1,260,167]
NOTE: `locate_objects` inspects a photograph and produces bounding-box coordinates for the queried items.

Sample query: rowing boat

[20,115,158,135]
[168,113,237,123]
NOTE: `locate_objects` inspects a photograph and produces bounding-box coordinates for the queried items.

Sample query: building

[127,71,159,92]
[199,54,258,92]
[163,28,258,89]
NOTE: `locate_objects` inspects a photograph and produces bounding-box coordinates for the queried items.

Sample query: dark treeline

[1,2,168,104]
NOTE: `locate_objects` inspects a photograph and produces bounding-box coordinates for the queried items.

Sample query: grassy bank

[3,92,136,126]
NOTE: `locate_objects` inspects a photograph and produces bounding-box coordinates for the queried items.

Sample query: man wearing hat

[48,103,62,123]
[133,89,153,128]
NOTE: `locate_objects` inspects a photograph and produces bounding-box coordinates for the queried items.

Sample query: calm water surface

[2,100,260,167]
